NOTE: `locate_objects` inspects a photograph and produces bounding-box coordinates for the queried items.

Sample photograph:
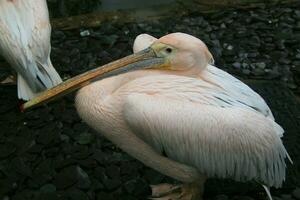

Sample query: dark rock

[232,62,241,69]
[106,165,120,179]
[242,69,251,75]
[71,145,91,160]
[253,68,265,76]
[76,166,91,189]
[75,132,93,145]
[0,143,16,158]
[256,62,266,69]
[10,157,32,177]
[36,125,61,146]
[103,177,121,191]
[66,188,89,200]
[124,178,149,196]
[54,166,78,189]
[94,166,106,182]
[40,184,56,194]
[30,160,54,187]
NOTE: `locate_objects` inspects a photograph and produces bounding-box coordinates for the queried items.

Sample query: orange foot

[1,75,16,85]
[150,182,203,200]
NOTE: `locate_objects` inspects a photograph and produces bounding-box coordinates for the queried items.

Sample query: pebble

[233,62,241,69]
[80,30,91,37]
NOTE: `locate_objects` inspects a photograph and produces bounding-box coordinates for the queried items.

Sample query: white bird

[23,33,291,200]
[0,0,62,100]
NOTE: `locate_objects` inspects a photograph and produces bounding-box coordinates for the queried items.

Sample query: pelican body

[0,0,62,100]
[23,33,291,200]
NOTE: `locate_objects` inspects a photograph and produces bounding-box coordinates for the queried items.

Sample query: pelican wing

[203,65,274,120]
[121,75,288,188]
[132,33,274,120]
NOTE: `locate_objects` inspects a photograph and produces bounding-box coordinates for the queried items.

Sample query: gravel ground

[0,3,300,200]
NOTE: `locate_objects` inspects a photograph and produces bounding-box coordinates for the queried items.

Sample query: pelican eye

[165,47,172,53]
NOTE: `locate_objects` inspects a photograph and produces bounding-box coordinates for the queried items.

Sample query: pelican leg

[150,180,206,200]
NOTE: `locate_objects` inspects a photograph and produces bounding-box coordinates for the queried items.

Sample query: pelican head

[21,32,212,110]
[151,33,214,71]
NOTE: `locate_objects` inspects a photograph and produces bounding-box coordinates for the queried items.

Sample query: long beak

[21,47,165,111]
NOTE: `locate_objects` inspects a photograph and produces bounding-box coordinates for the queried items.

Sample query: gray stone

[232,62,241,69]
[256,62,266,69]
[40,184,56,194]
[242,69,251,75]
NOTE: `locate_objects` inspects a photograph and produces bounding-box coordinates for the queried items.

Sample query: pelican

[22,33,291,200]
[0,0,62,100]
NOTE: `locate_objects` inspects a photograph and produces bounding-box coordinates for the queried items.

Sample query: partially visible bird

[22,33,292,200]
[0,0,62,100]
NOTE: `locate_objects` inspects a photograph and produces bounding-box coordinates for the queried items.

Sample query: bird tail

[262,184,273,200]
[35,59,62,89]
[17,73,37,100]
[17,59,62,100]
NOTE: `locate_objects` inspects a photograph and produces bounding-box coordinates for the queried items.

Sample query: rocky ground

[0,2,300,200]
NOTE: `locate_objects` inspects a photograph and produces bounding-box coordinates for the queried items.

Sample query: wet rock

[10,157,32,177]
[256,62,266,69]
[106,165,120,179]
[54,166,78,189]
[253,68,265,76]
[80,30,91,37]
[0,143,16,158]
[30,160,54,187]
[94,166,106,182]
[40,184,56,194]
[232,62,241,69]
[75,132,93,145]
[76,166,91,189]
[36,125,61,146]
[103,177,121,191]
[242,69,251,75]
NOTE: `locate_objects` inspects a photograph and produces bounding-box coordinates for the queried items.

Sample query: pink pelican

[0,0,62,100]
[22,33,291,200]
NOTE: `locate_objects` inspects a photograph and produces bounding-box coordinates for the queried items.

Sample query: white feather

[17,74,36,100]
[123,90,288,188]
[0,0,62,100]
